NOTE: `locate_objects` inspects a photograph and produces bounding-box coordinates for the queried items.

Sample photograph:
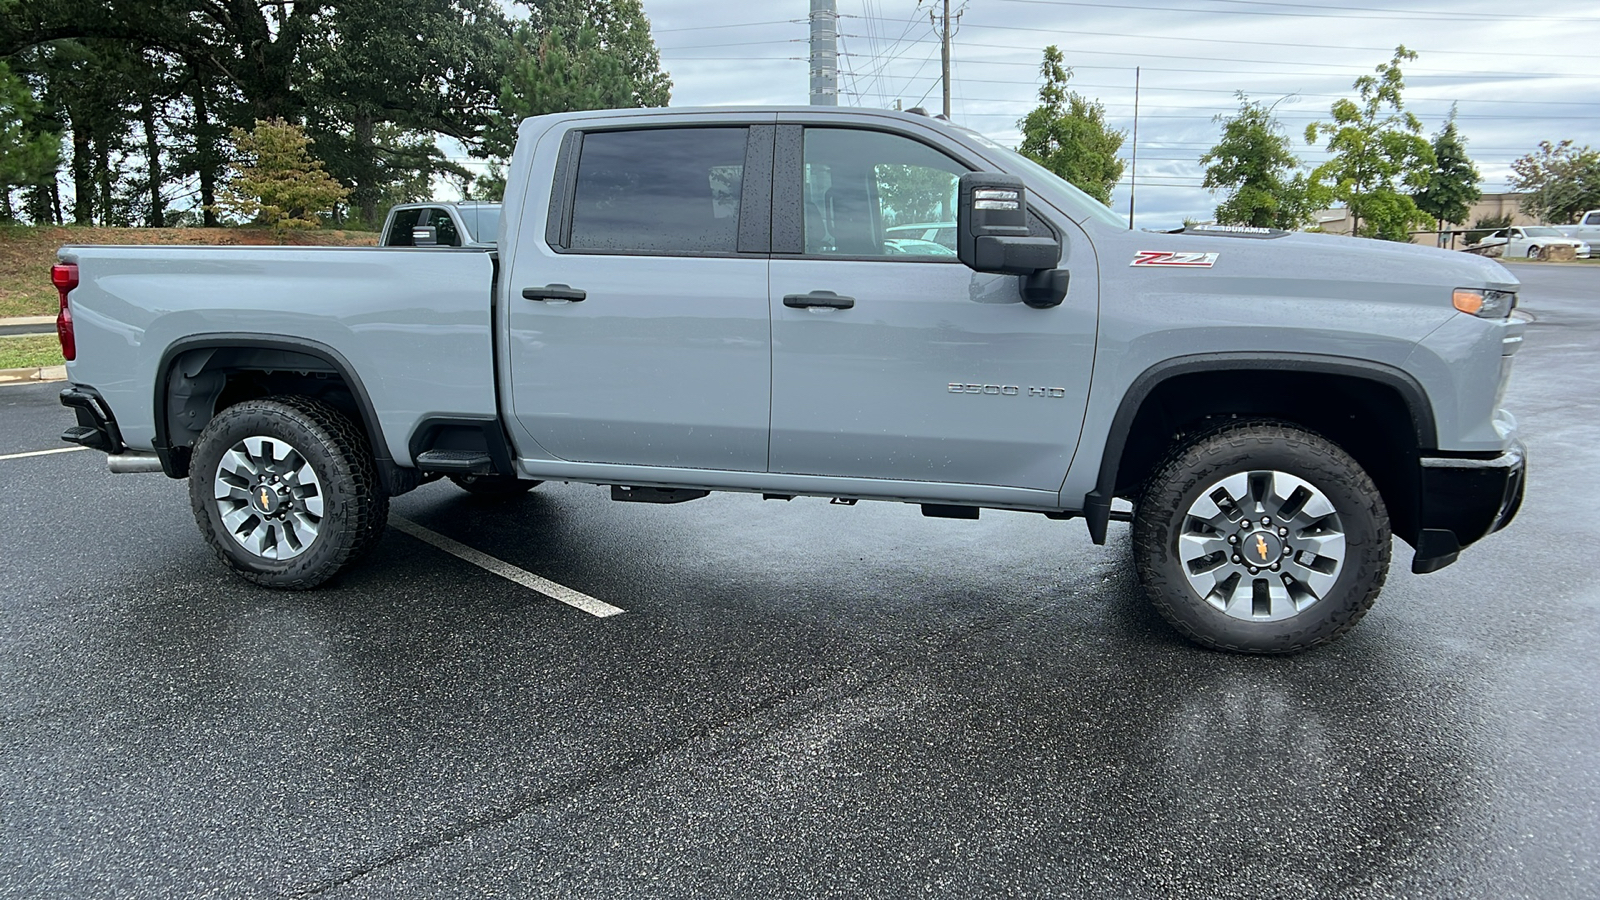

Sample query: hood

[1154,227,1522,295]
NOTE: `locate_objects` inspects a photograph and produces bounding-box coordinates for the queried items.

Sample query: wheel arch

[1083,353,1437,546]
[153,334,394,488]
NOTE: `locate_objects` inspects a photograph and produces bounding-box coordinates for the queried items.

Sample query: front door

[767,124,1098,491]
[503,124,772,471]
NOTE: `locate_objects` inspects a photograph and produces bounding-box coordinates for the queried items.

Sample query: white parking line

[389,516,624,618]
[0,446,89,462]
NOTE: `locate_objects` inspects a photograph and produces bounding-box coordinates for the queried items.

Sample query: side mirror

[957,173,1068,308]
[412,225,438,247]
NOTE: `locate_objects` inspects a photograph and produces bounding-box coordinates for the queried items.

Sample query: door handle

[522,284,586,302]
[783,291,855,310]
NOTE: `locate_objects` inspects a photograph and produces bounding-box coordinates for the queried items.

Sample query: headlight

[1453,288,1517,318]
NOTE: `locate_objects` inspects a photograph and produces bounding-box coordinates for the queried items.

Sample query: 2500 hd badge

[949,383,1068,398]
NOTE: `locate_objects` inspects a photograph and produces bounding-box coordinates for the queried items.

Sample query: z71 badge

[1131,250,1219,268]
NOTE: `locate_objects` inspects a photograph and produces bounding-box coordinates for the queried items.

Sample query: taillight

[51,263,77,361]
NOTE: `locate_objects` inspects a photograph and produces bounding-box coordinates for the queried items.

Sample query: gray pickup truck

[51,106,1526,654]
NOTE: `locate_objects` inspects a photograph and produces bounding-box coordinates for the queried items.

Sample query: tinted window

[420,207,461,246]
[568,128,747,254]
[458,205,501,243]
[385,208,422,246]
[802,129,965,259]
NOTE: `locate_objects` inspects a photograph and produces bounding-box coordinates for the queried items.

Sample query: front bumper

[1411,440,1527,574]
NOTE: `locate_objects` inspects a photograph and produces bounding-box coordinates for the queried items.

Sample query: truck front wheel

[189,397,387,589]
[1132,421,1390,654]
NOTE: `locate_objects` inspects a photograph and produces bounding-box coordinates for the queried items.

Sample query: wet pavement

[1,264,1596,899]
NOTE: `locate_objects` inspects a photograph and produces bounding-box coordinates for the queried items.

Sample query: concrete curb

[0,365,66,386]
[0,316,57,338]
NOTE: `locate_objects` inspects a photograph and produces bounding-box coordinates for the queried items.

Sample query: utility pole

[927,0,962,118]
[809,0,839,106]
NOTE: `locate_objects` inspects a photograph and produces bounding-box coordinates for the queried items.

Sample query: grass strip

[0,334,65,370]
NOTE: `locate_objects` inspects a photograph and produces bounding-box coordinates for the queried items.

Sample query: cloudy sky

[640,0,1600,228]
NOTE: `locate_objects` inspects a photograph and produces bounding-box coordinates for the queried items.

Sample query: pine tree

[1413,109,1481,243]
[218,119,349,232]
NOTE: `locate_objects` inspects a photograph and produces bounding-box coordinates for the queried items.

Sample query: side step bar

[414,450,495,475]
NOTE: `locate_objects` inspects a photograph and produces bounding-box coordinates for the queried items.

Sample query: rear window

[567,128,747,255]
[458,205,501,243]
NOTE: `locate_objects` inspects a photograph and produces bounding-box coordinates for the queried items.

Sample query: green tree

[304,0,509,225]
[1413,109,1481,242]
[1465,212,1513,246]
[1305,46,1435,241]
[1199,94,1326,230]
[218,119,348,232]
[1508,140,1600,224]
[487,0,671,158]
[1017,46,1125,207]
[0,58,58,221]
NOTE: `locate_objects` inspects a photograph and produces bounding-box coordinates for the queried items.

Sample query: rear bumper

[1411,441,1527,574]
[59,385,125,453]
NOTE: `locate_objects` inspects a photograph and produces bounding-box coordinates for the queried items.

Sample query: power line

[1166,0,1598,23]
[951,76,1600,106]
[940,19,1600,60]
[993,0,1600,23]
[653,19,800,33]
[869,35,1600,77]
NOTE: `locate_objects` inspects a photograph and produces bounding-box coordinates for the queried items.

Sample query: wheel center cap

[1243,530,1283,566]
[250,484,284,515]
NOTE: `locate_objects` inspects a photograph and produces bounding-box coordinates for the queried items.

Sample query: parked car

[1477,226,1591,260]
[885,222,956,250]
[52,106,1526,655]
[1557,210,1600,241]
[380,201,502,248]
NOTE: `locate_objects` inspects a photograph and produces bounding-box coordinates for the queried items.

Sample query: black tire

[189,397,387,589]
[1132,421,1390,654]
[449,473,541,497]
[1527,245,1541,259]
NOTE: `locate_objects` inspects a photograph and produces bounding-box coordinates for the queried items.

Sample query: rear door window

[566,128,747,255]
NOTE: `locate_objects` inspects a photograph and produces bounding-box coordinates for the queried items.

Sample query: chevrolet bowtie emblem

[1255,534,1269,562]
[260,487,271,509]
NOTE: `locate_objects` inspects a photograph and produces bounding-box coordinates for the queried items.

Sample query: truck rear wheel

[189,397,386,589]
[1132,421,1390,654]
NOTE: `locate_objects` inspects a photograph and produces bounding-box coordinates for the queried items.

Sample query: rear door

[502,119,775,471]
[766,121,1099,491]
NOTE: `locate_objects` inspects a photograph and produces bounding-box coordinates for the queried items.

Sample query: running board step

[415,450,495,475]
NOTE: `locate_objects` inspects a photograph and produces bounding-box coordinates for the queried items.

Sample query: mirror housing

[957,173,1061,276]
[412,225,439,247]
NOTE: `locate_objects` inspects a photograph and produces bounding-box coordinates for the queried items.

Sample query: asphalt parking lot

[2,264,1597,899]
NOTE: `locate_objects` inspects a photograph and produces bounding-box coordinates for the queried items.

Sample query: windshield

[963,131,1128,230]
[1522,226,1562,237]
[456,204,502,243]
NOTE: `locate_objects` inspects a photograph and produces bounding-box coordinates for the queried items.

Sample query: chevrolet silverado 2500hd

[51,106,1526,654]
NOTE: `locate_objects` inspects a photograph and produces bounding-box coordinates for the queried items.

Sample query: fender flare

[151,334,393,487]
[1081,352,1437,543]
